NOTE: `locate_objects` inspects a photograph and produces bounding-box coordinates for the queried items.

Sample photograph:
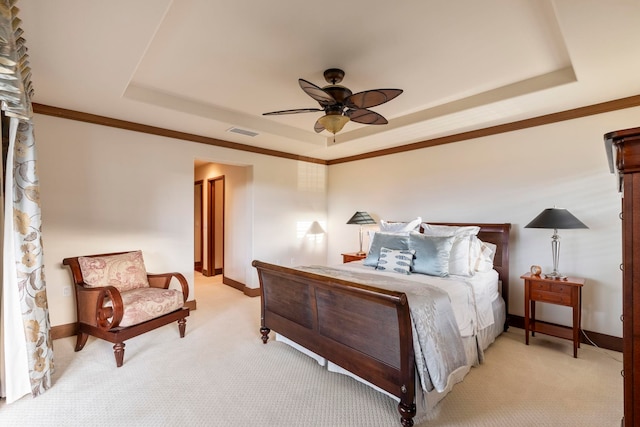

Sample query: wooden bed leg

[398,401,416,427]
[75,332,89,352]
[113,342,125,367]
[260,326,270,344]
[178,318,187,338]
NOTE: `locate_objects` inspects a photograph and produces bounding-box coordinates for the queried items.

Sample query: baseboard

[222,275,260,297]
[51,323,77,340]
[508,315,622,352]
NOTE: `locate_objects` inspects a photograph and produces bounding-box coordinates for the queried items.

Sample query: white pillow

[420,223,480,237]
[376,247,415,275]
[420,223,480,276]
[379,217,422,234]
[474,240,497,272]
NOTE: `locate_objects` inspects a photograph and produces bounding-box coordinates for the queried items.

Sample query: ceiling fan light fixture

[263,68,402,136]
[318,114,349,134]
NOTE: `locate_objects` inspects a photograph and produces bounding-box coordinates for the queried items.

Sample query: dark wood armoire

[605,127,640,426]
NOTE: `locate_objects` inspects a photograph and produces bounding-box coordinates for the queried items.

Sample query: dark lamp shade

[346,211,376,225]
[525,208,588,230]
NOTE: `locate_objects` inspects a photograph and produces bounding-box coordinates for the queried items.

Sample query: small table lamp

[525,207,588,279]
[347,211,376,255]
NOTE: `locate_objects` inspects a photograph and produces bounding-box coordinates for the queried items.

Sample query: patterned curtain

[0,0,53,403]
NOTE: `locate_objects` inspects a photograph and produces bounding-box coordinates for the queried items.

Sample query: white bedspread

[336,262,499,338]
[295,265,468,393]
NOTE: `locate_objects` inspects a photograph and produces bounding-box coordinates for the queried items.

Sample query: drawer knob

[620,263,624,271]
[621,369,625,378]
[620,212,623,220]
[621,314,624,322]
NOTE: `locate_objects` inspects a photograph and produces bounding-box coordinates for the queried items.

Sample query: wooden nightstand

[521,273,585,358]
[341,252,366,263]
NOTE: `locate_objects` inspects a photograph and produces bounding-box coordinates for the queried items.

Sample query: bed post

[260,326,270,344]
[398,398,416,426]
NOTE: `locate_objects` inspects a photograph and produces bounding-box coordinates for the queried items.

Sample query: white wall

[327,107,640,338]
[35,104,637,338]
[36,114,327,326]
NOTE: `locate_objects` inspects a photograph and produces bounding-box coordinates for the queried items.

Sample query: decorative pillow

[376,247,415,275]
[363,232,410,267]
[78,251,150,292]
[379,217,422,234]
[421,224,480,276]
[409,232,455,277]
[474,240,497,272]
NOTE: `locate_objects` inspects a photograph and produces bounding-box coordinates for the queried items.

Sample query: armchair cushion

[105,287,184,327]
[78,250,149,292]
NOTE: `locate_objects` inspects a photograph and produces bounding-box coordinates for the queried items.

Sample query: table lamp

[525,207,588,279]
[346,211,376,255]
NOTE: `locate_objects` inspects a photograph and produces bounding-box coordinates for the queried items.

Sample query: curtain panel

[0,0,53,403]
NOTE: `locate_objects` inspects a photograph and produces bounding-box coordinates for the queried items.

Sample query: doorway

[206,176,225,276]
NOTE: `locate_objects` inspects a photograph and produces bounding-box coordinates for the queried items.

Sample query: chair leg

[75,332,89,352]
[178,318,187,338]
[113,342,125,367]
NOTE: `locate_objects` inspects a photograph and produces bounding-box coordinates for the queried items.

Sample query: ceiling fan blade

[314,119,325,133]
[346,89,403,109]
[263,108,324,116]
[299,78,336,106]
[346,108,388,125]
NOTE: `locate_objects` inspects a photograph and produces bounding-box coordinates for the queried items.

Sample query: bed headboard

[424,222,511,330]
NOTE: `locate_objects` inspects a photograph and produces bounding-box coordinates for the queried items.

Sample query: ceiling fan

[263,68,403,137]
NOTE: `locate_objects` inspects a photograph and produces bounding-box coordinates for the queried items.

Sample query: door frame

[206,175,225,276]
[194,180,203,272]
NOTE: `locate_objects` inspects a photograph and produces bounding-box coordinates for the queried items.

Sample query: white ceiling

[19,0,640,161]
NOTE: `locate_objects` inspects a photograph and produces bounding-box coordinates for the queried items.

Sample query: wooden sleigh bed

[252,222,510,426]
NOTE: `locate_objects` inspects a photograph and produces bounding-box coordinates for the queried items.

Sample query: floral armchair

[62,250,190,367]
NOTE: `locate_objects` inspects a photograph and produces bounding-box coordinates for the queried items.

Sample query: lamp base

[356,250,366,256]
[544,271,567,280]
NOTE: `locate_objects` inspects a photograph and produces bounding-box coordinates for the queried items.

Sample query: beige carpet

[0,273,623,426]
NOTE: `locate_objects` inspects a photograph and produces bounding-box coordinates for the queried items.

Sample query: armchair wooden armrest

[75,284,124,330]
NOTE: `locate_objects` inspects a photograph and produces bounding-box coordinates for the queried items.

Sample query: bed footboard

[252,260,417,427]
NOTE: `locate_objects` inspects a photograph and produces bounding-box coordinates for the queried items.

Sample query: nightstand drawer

[531,289,572,305]
[530,281,571,295]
